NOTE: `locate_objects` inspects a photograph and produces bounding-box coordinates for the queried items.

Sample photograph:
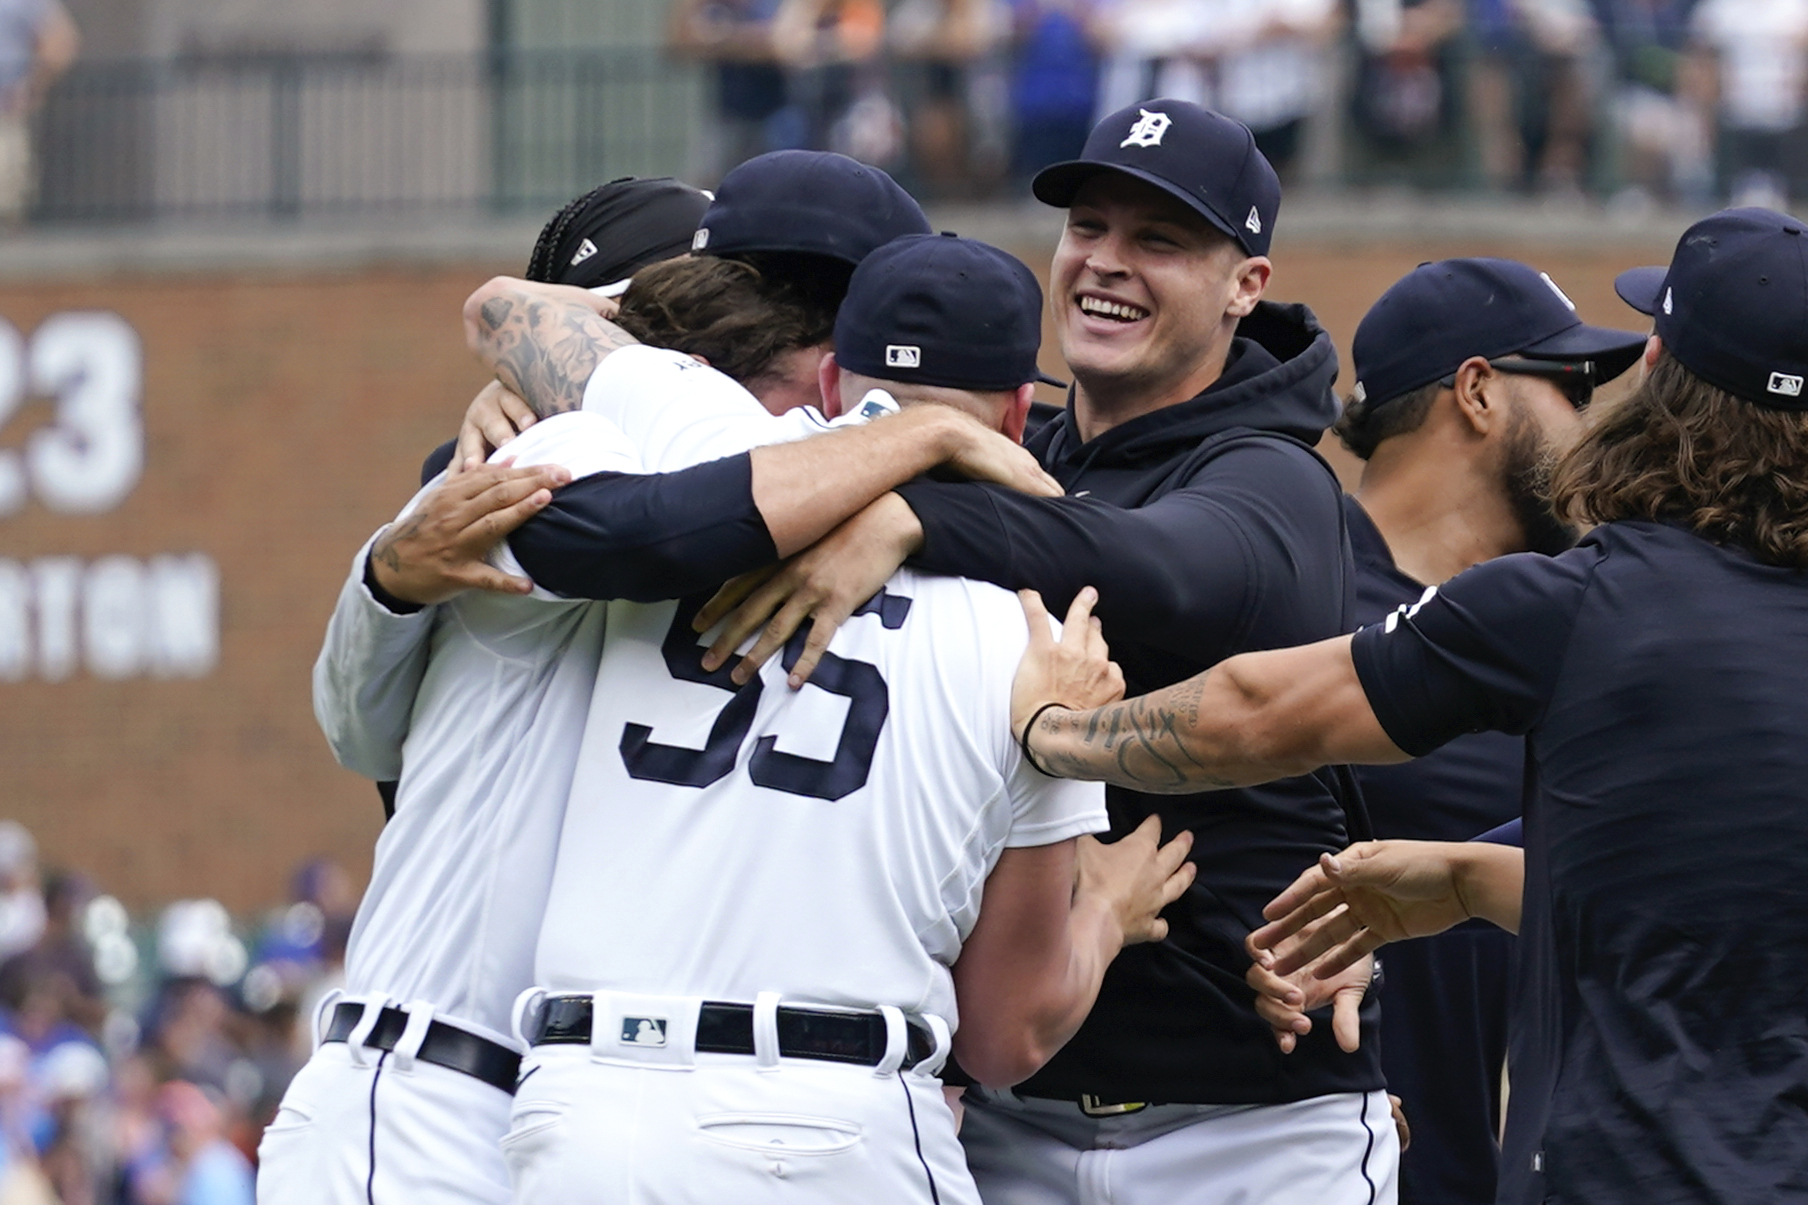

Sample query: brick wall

[0,236,1664,910]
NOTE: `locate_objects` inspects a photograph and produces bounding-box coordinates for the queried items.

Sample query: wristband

[363,550,427,616]
[1019,702,1071,777]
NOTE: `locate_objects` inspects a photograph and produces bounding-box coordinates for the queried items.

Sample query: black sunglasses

[1441,357,1597,409]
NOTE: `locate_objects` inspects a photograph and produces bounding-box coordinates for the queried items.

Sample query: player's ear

[819,352,844,419]
[688,353,711,367]
[1449,357,1498,436]
[1003,383,1035,443]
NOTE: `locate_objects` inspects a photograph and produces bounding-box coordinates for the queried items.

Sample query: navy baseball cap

[1614,207,1808,410]
[526,177,712,291]
[693,150,932,266]
[834,233,1049,392]
[1353,258,1649,409]
[1032,99,1279,257]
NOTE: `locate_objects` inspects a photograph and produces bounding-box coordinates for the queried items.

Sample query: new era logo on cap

[1245,207,1262,235]
[1769,372,1803,397]
[1663,287,1673,315]
[1120,109,1172,148]
[569,237,598,267]
[885,345,921,368]
[692,228,710,251]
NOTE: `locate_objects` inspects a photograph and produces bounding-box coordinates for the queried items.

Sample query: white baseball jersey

[534,569,1108,1030]
[329,413,640,1044]
[319,347,869,1043]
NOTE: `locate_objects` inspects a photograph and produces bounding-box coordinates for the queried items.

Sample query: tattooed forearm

[1032,672,1243,792]
[469,282,639,419]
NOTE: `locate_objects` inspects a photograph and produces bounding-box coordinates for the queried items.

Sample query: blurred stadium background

[0,0,1788,1197]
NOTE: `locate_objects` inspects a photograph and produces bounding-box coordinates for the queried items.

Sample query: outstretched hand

[1248,843,1479,981]
[1244,944,1374,1054]
[1078,814,1195,946]
[1010,588,1124,745]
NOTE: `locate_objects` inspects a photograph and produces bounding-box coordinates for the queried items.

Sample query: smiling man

[703,100,1392,1205]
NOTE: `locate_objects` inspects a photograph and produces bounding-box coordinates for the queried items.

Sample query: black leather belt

[324,1003,521,1095]
[529,996,938,1070]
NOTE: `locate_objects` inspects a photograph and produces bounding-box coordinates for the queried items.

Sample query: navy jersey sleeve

[1350,548,1600,756]
[895,440,1337,666]
[421,438,456,486]
[507,454,775,602]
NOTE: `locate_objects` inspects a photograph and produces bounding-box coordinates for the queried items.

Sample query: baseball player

[475,233,1194,1205]
[453,149,933,462]
[279,242,1039,1205]
[1333,259,1645,1205]
[691,100,1394,1204]
[1023,206,1808,1205]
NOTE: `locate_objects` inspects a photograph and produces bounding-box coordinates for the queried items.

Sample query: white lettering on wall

[0,556,219,682]
[3,312,218,682]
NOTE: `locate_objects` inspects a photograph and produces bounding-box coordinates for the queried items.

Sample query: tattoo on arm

[475,286,638,419]
[1037,674,1239,791]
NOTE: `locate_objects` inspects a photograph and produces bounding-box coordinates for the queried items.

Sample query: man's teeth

[1079,297,1149,322]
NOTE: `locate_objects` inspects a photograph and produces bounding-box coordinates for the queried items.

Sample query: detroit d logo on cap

[1120,109,1172,149]
[885,345,921,368]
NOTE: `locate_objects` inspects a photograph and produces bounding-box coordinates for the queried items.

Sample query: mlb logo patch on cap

[1768,372,1803,397]
[885,345,921,368]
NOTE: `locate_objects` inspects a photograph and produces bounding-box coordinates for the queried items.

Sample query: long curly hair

[1549,351,1808,569]
[613,256,836,388]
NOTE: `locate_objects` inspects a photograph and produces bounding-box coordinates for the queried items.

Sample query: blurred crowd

[0,821,352,1205]
[670,0,1808,208]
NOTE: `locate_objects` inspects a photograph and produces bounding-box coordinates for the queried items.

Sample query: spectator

[1210,0,1342,181]
[0,825,43,963]
[0,871,105,1040]
[669,0,796,184]
[772,0,897,161]
[1595,0,1712,206]
[890,0,1013,193]
[34,1040,111,1205]
[1467,0,1602,193]
[0,0,76,226]
[131,1084,251,1205]
[1006,0,1102,181]
[1689,0,1808,208]
[1347,0,1466,176]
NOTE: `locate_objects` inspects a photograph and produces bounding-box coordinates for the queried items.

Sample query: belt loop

[917,1014,951,1077]
[511,987,548,1049]
[345,996,389,1067]
[312,987,344,1053]
[874,1005,907,1077]
[391,1000,435,1072]
[753,992,782,1071]
[590,992,612,1061]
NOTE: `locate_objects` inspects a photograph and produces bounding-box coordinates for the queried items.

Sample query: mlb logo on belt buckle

[1079,1095,1147,1117]
[622,1017,668,1047]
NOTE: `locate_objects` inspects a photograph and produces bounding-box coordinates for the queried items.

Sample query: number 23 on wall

[0,312,142,517]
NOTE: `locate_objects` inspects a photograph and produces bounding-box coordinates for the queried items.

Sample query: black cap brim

[1522,321,1651,382]
[1032,160,1249,253]
[1035,370,1069,389]
[1614,265,1667,316]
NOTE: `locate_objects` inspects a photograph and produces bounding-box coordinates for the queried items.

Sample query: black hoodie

[894,300,1384,1104]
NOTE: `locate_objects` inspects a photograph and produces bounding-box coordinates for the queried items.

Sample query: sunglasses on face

[1441,357,1597,410]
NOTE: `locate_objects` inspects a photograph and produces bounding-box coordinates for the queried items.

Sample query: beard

[1502,409,1581,556]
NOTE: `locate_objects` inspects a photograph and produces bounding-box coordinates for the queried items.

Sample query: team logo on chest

[1120,109,1172,149]
[622,1017,668,1047]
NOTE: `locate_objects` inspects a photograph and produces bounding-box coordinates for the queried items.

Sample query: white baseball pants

[959,1086,1401,1205]
[503,994,974,1205]
[256,1005,514,1205]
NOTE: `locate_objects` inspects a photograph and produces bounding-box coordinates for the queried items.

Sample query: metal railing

[35,50,704,222]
